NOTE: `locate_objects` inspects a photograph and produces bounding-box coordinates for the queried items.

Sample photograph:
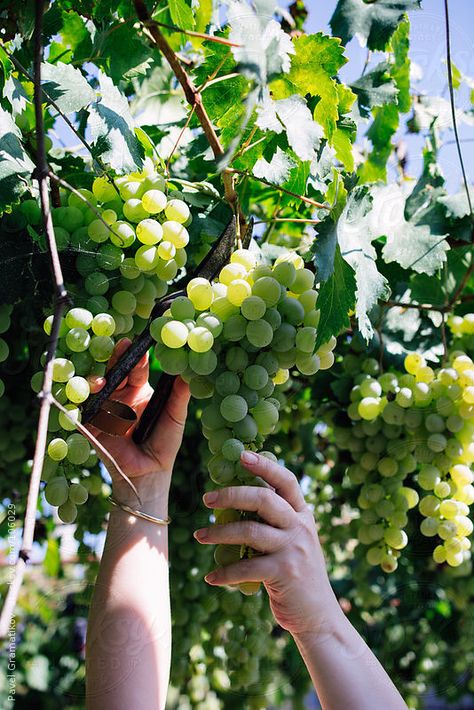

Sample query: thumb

[144,377,191,470]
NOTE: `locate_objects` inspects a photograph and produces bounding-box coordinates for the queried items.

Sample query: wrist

[112,472,171,513]
[291,599,348,648]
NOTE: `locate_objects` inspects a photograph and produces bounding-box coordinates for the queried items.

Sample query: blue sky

[306,0,474,192]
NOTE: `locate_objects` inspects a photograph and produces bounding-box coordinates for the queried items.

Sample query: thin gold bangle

[108,496,171,526]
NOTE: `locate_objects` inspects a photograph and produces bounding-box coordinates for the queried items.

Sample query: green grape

[123,198,148,223]
[278,297,305,326]
[243,365,269,391]
[189,376,214,399]
[238,385,259,408]
[188,327,214,353]
[65,308,93,330]
[170,296,195,320]
[246,320,273,348]
[233,415,258,442]
[223,315,247,342]
[58,404,81,431]
[97,244,124,271]
[272,261,296,287]
[65,376,90,404]
[241,296,266,321]
[358,397,381,420]
[20,199,42,225]
[66,433,91,465]
[162,221,189,249]
[87,295,109,315]
[0,338,9,363]
[272,323,296,352]
[142,189,167,214]
[44,476,69,506]
[208,455,236,484]
[71,351,94,377]
[85,271,110,296]
[295,327,317,353]
[65,327,90,353]
[189,350,218,376]
[112,290,137,316]
[92,176,117,202]
[222,438,245,462]
[165,198,190,224]
[89,335,115,362]
[216,371,241,396]
[52,358,75,383]
[68,482,89,505]
[161,320,189,348]
[252,400,278,434]
[157,346,189,375]
[92,313,116,337]
[295,352,320,376]
[48,438,68,461]
[263,307,281,330]
[220,395,248,423]
[110,221,136,248]
[251,277,281,307]
[58,500,78,523]
[137,218,163,245]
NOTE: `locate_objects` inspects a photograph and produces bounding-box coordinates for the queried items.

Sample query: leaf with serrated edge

[330,0,421,51]
[256,93,322,161]
[253,147,296,185]
[41,61,95,114]
[88,71,143,173]
[0,107,34,214]
[315,247,356,349]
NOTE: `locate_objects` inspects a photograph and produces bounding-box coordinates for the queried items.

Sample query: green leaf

[438,188,474,220]
[313,217,337,282]
[315,246,356,349]
[373,184,449,275]
[0,107,34,213]
[330,0,421,51]
[351,61,398,118]
[271,33,347,140]
[256,94,322,161]
[43,537,61,577]
[41,61,95,113]
[357,103,399,182]
[48,9,94,64]
[337,186,390,339]
[390,19,411,113]
[0,46,13,93]
[88,71,144,173]
[94,23,153,82]
[253,146,296,184]
[3,75,30,116]
[169,0,195,29]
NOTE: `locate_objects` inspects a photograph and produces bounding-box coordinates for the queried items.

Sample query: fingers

[127,350,149,389]
[88,375,105,394]
[145,377,191,467]
[194,520,286,553]
[203,486,294,528]
[204,556,275,586]
[240,451,307,512]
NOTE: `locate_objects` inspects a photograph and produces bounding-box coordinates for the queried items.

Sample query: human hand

[86,338,190,507]
[193,451,341,637]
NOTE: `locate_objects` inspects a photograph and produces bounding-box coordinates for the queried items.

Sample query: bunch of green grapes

[329,349,474,572]
[167,416,308,710]
[150,247,337,592]
[447,311,474,352]
[0,304,12,398]
[27,159,196,522]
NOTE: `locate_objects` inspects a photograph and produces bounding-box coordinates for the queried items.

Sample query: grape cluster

[31,161,196,521]
[331,348,474,571]
[448,312,474,352]
[0,304,12,398]
[150,248,336,591]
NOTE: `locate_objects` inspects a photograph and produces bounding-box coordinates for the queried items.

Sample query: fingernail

[203,491,218,505]
[241,451,259,465]
[193,528,208,540]
[205,572,216,583]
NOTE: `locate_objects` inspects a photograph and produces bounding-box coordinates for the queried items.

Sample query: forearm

[292,604,407,710]
[86,484,171,710]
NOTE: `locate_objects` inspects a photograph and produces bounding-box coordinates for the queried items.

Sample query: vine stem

[0,0,69,638]
[133,0,246,235]
[227,168,330,211]
[443,0,473,230]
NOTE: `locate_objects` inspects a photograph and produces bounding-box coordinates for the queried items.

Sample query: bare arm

[195,452,407,710]
[85,340,190,710]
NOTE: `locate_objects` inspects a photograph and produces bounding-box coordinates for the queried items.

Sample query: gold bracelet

[108,496,171,526]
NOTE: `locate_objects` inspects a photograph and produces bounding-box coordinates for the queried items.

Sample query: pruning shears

[82,216,252,443]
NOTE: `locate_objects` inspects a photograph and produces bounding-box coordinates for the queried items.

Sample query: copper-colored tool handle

[132,372,176,444]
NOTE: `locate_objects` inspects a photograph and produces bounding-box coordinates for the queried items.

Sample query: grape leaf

[88,71,144,173]
[256,93,323,161]
[372,184,449,275]
[315,246,356,349]
[438,189,474,220]
[271,33,347,140]
[94,22,154,81]
[351,62,398,118]
[0,107,34,213]
[48,9,94,64]
[228,1,294,84]
[41,61,95,114]
[313,217,337,282]
[330,0,421,51]
[3,75,29,116]
[390,19,411,113]
[253,147,296,184]
[168,0,195,29]
[337,186,390,339]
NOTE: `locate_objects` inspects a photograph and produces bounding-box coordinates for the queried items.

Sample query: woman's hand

[193,451,340,637]
[86,338,190,507]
